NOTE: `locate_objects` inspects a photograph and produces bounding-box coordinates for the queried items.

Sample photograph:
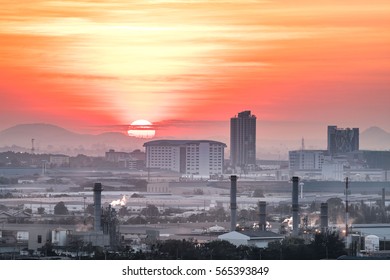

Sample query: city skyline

[1,1,390,146]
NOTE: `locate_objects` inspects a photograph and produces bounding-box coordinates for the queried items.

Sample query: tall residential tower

[230,110,256,170]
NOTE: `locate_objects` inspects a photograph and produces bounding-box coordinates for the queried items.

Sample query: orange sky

[1,0,390,150]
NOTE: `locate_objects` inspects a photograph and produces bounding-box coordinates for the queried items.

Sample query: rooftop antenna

[301,137,305,151]
[31,138,35,154]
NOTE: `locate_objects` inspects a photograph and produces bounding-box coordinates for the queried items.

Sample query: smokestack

[382,188,386,221]
[345,177,349,237]
[382,188,386,210]
[292,176,299,236]
[258,201,266,231]
[93,183,103,232]
[230,175,237,231]
[320,203,328,231]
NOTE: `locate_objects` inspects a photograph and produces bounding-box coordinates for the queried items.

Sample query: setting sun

[127,119,156,139]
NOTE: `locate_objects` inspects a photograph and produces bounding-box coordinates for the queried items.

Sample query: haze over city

[1,1,390,263]
[1,0,390,153]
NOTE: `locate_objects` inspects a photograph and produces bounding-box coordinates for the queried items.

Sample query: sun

[127,119,156,138]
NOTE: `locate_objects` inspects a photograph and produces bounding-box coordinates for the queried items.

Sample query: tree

[252,189,265,198]
[209,207,226,221]
[309,232,346,259]
[193,188,204,195]
[37,207,45,215]
[265,237,311,260]
[141,204,160,218]
[54,201,69,215]
[152,239,200,260]
[202,240,239,260]
[85,204,94,215]
[118,206,129,216]
[39,241,57,257]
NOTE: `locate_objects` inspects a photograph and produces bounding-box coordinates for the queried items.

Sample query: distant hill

[360,126,390,150]
[0,123,145,156]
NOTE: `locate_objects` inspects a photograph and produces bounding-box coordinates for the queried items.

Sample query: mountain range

[0,123,388,157]
[0,123,146,156]
[360,126,390,150]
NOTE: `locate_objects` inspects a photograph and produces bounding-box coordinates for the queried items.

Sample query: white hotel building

[143,140,226,177]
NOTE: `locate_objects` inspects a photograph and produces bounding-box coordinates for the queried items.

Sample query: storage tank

[51,228,69,247]
[365,235,380,252]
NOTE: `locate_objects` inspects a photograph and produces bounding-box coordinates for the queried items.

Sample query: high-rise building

[230,110,256,169]
[327,125,359,155]
[143,140,226,177]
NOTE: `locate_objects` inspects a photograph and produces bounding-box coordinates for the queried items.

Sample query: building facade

[143,140,226,177]
[289,150,325,171]
[327,125,359,155]
[230,110,257,169]
[105,149,145,170]
[49,155,70,167]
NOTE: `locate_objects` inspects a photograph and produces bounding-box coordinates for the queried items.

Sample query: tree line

[84,233,345,260]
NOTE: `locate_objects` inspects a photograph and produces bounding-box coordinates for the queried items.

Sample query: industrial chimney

[320,203,328,231]
[292,176,299,236]
[230,175,237,232]
[258,201,266,231]
[382,188,386,221]
[93,183,103,232]
[382,188,386,212]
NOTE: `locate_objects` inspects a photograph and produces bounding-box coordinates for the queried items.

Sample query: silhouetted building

[143,140,226,177]
[327,125,359,155]
[230,110,256,170]
[105,149,145,170]
[49,155,70,167]
[105,149,130,162]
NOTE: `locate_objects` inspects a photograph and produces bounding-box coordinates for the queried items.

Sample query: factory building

[0,183,117,257]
